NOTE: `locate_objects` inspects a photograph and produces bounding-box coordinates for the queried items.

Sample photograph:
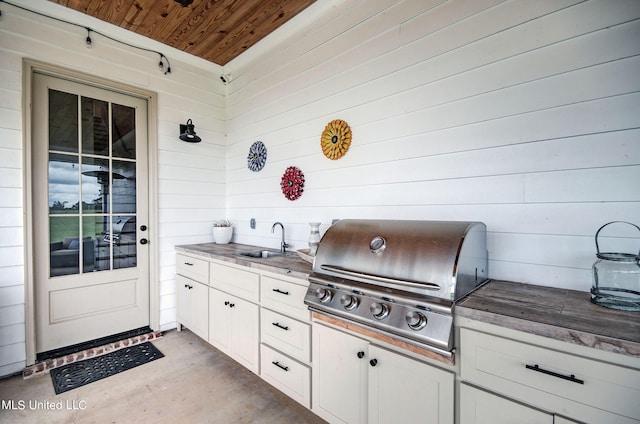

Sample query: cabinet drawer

[261,308,310,363]
[210,262,260,303]
[460,383,552,424]
[260,344,310,408]
[261,275,310,322]
[460,328,640,422]
[176,254,209,284]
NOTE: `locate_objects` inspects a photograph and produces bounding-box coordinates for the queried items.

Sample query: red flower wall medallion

[280,166,305,201]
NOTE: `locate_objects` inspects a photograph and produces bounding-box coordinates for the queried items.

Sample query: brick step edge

[22,331,163,379]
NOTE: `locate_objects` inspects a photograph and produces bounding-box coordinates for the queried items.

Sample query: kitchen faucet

[271,222,289,253]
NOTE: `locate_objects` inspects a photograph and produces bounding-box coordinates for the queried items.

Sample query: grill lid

[311,219,488,301]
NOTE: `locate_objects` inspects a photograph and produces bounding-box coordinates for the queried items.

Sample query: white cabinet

[208,287,260,374]
[210,261,260,303]
[368,344,454,424]
[312,322,454,424]
[460,383,553,424]
[261,344,311,408]
[259,274,312,408]
[207,261,261,374]
[175,253,210,341]
[459,325,640,424]
[176,253,209,284]
[176,275,209,340]
[313,322,368,424]
[261,308,310,363]
[261,275,310,322]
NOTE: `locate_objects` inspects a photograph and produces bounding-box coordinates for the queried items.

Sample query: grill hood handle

[319,265,441,291]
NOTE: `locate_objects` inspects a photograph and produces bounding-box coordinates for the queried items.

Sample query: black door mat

[50,342,164,394]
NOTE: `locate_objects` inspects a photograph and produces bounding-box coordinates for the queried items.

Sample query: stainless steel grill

[304,219,488,356]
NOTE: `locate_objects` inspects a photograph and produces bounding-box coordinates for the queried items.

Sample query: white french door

[32,72,150,354]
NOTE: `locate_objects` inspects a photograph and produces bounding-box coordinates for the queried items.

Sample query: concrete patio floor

[0,329,326,423]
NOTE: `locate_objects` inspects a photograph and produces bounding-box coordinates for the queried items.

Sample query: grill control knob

[406,311,427,330]
[370,302,389,319]
[314,287,332,303]
[340,294,358,310]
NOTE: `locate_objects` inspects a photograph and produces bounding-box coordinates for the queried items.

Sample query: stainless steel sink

[238,250,286,259]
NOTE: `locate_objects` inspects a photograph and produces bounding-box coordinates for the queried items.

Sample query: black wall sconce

[179,119,201,143]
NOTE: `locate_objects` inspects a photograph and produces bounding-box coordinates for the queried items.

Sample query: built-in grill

[304,219,488,357]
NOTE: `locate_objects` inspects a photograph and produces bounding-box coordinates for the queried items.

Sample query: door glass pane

[47,88,139,277]
[83,216,109,272]
[49,216,79,277]
[49,90,78,153]
[112,160,136,213]
[49,153,79,213]
[81,157,111,213]
[112,104,136,159]
[114,216,136,270]
[82,96,109,156]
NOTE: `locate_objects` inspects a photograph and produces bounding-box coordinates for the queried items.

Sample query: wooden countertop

[174,244,639,358]
[175,242,313,280]
[456,280,640,358]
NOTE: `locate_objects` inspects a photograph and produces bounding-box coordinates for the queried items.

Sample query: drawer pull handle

[272,288,290,295]
[184,262,193,266]
[272,322,289,331]
[272,361,289,372]
[525,364,584,384]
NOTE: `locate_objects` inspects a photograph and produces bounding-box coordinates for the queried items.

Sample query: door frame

[22,59,159,365]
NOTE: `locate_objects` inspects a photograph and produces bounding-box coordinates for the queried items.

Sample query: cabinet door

[230,297,260,374]
[460,383,553,424]
[176,275,208,340]
[176,275,192,327]
[189,279,209,340]
[368,345,454,424]
[312,323,369,424]
[209,288,232,353]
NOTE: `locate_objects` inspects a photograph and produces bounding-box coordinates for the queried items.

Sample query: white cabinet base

[260,344,311,408]
[460,383,552,424]
[312,322,454,424]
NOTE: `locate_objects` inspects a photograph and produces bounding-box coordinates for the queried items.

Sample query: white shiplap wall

[0,1,225,376]
[224,0,640,289]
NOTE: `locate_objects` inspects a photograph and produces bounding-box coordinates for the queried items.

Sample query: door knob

[140,238,148,245]
[140,225,147,231]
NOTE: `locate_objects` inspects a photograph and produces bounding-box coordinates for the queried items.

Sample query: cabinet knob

[369,359,378,367]
[357,351,365,359]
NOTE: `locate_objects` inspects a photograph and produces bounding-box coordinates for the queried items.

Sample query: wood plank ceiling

[49,0,317,66]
